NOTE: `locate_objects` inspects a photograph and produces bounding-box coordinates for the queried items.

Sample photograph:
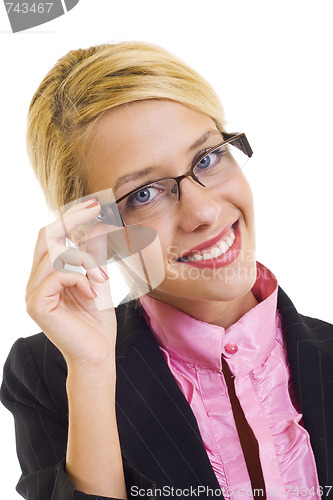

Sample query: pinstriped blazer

[1,286,333,500]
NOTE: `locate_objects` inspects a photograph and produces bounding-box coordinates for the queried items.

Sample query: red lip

[178,220,242,269]
[180,220,238,258]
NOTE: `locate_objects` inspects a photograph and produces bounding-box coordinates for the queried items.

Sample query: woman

[1,41,332,500]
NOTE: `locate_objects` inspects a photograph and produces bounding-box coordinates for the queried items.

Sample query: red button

[225,342,238,354]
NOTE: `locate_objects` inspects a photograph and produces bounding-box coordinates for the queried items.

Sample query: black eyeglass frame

[97,132,253,227]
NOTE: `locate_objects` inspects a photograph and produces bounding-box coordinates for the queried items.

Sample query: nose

[176,177,222,232]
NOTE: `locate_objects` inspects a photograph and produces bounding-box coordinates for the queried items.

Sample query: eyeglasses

[97,132,253,227]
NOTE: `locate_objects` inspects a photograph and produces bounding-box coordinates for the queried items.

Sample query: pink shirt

[140,262,320,499]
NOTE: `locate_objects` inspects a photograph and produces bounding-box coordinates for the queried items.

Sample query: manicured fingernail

[84,197,96,204]
[85,200,100,209]
[99,266,109,280]
[90,286,97,298]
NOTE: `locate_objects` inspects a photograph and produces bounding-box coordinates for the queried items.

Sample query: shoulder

[299,313,333,335]
[9,333,68,379]
[1,334,68,417]
[278,285,333,356]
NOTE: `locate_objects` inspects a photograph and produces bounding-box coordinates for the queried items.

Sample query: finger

[84,220,113,267]
[27,198,101,290]
[26,269,97,320]
[26,242,109,299]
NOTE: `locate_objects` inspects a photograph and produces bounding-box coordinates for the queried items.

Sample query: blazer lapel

[115,302,221,494]
[278,287,333,487]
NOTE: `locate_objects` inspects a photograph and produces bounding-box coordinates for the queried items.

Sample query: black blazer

[1,287,333,500]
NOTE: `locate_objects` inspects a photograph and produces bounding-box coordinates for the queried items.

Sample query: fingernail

[84,197,97,204]
[85,200,100,209]
[90,286,97,298]
[99,266,109,280]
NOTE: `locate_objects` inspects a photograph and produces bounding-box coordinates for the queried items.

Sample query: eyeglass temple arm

[223,132,253,158]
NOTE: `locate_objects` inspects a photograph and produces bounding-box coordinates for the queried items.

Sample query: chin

[154,257,257,304]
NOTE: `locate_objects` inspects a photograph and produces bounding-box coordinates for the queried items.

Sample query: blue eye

[194,147,226,173]
[197,154,212,169]
[196,151,220,170]
[134,188,151,203]
[127,185,162,207]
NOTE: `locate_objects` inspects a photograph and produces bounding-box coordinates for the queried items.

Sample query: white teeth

[210,247,221,258]
[219,240,229,253]
[179,225,237,262]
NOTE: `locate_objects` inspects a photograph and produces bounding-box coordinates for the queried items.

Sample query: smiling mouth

[176,221,238,263]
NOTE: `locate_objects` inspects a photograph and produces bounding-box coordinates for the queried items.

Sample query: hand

[25,198,117,368]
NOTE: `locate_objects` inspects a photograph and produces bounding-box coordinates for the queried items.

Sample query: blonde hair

[27,41,226,213]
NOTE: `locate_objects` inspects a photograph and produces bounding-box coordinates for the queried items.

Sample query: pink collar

[140,262,279,375]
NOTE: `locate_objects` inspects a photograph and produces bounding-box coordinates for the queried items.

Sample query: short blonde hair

[27,41,226,213]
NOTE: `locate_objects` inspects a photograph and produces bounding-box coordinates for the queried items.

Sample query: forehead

[85,100,219,193]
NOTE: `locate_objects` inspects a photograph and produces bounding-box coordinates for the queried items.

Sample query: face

[86,100,257,318]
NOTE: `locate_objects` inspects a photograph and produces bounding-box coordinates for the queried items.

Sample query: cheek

[242,177,255,217]
[158,233,177,266]
[144,219,175,256]
[136,222,175,291]
[227,172,255,223]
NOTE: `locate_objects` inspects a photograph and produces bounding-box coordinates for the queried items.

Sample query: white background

[0,0,332,497]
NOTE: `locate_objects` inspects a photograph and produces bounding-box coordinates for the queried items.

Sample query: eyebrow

[114,167,158,191]
[113,129,221,191]
[188,129,221,151]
